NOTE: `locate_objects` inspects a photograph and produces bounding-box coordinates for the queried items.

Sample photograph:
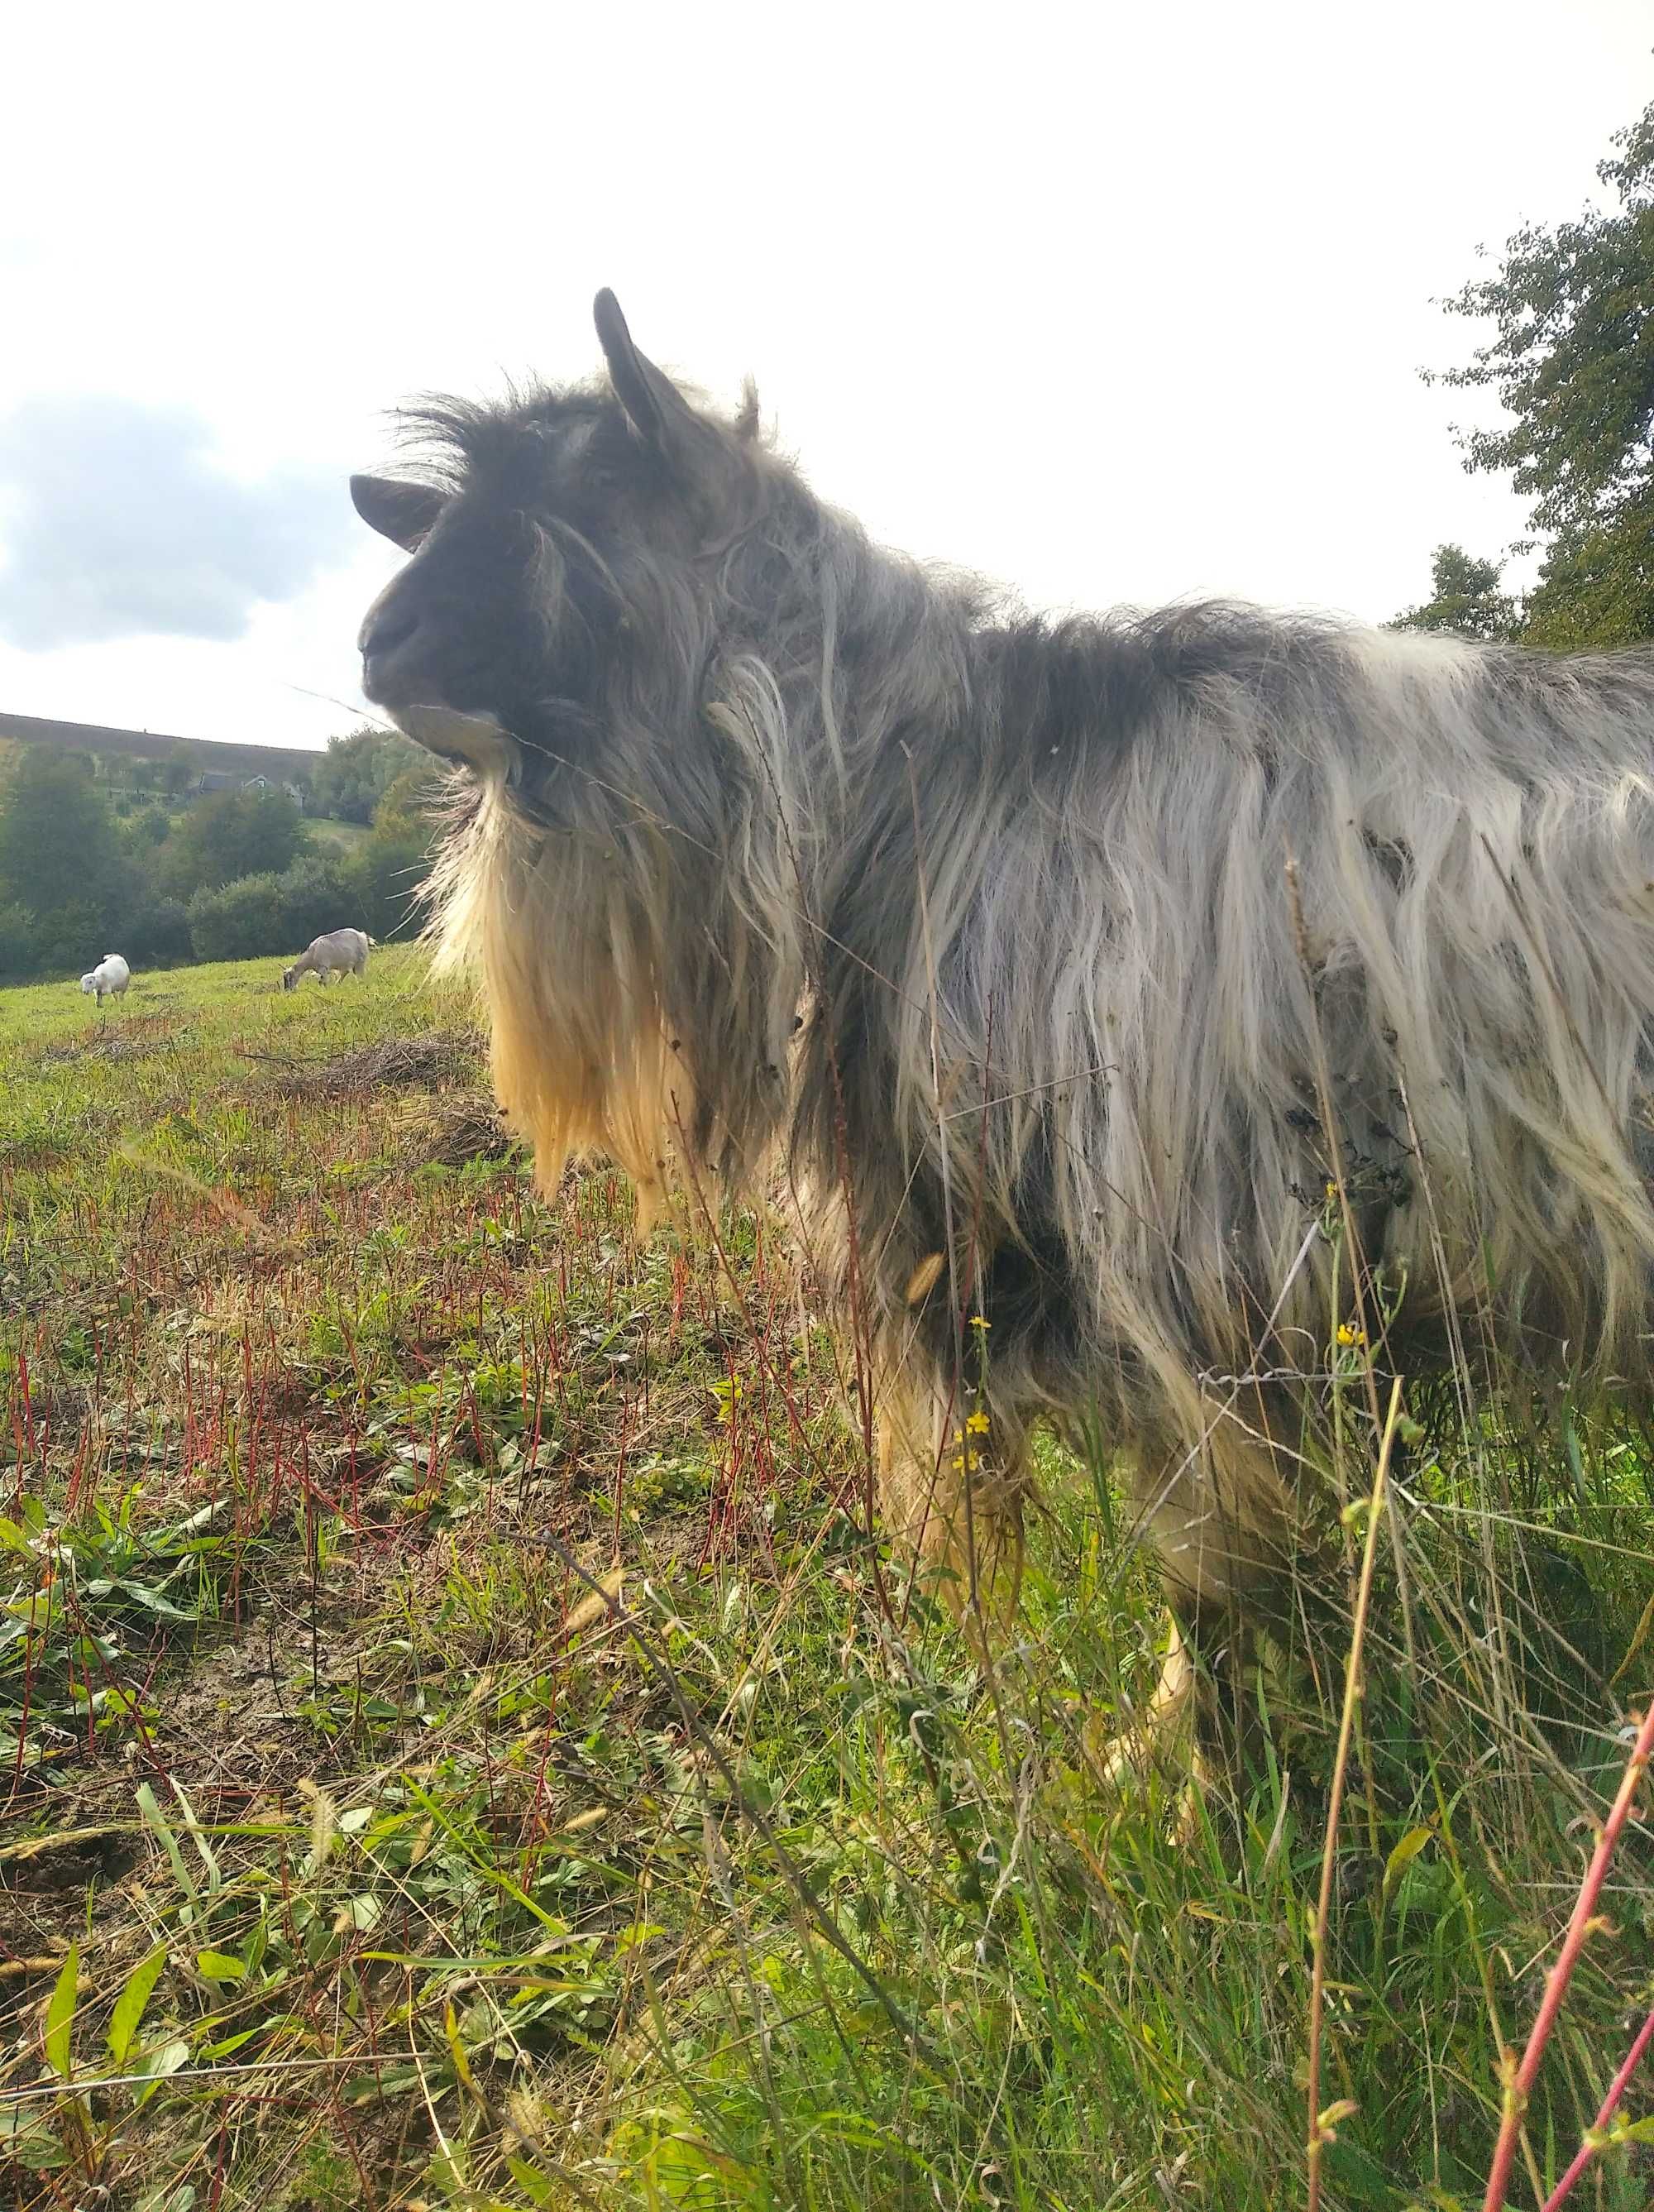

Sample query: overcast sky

[1,2,1649,753]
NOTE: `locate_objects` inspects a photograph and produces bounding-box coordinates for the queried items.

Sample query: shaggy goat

[80,954,131,1006]
[283,928,372,991]
[350,292,1654,1667]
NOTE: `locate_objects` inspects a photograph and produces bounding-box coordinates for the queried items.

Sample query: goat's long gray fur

[355,295,1654,1626]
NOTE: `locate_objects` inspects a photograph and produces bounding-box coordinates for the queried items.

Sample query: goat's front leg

[1110,1395,1327,1773]
[874,1355,1028,1647]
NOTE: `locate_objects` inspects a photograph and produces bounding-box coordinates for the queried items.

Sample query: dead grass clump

[400,1091,520,1167]
[39,1016,184,1068]
[254,1027,485,1100]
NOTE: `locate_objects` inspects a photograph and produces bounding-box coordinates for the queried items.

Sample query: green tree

[160,746,197,799]
[375,759,447,826]
[1428,98,1654,647]
[165,787,301,898]
[27,898,106,979]
[125,805,174,850]
[346,754,446,939]
[312,726,426,825]
[351,825,433,940]
[0,901,38,981]
[1389,544,1521,640]
[0,749,128,946]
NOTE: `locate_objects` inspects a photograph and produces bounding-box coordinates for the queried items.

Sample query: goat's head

[281,966,298,992]
[350,291,767,819]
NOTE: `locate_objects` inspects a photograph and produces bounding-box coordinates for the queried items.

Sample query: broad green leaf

[109,1579,197,1621]
[195,1950,246,1982]
[136,1780,198,1915]
[505,2157,556,2205]
[44,1942,78,2079]
[0,2100,72,2171]
[132,2036,191,2105]
[1384,1827,1433,1891]
[108,1946,166,2062]
[198,2027,261,2059]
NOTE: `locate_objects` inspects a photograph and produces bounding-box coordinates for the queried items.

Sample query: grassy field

[1,953,1651,2210]
[302,819,370,856]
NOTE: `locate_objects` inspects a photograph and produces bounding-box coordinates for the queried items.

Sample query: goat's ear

[351,473,443,552]
[594,290,715,468]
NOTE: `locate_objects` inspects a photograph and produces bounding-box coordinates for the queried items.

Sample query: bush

[127,898,194,968]
[0,902,37,982]
[187,855,362,964]
[351,826,434,941]
[274,855,366,951]
[187,874,283,962]
[27,899,108,979]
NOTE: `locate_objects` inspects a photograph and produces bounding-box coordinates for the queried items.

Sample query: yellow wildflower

[968,1314,992,1331]
[1336,1322,1366,1349]
[966,1409,991,1435]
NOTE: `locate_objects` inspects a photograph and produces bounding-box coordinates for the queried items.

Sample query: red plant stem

[1538,2002,1654,2212]
[1482,1697,1654,2212]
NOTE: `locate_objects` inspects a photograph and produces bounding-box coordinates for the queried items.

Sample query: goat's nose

[361,602,420,663]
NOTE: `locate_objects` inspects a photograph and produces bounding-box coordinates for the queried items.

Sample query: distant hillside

[0,711,327,783]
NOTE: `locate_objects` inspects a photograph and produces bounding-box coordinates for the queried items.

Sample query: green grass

[0,955,1651,2210]
[303,818,370,856]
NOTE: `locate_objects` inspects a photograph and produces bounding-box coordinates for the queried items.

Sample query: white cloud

[0,395,356,649]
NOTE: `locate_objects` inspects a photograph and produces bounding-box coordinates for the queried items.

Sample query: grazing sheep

[348,290,1654,1702]
[282,928,372,992]
[79,954,131,1007]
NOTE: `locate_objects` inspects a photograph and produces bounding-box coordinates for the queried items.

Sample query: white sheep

[283,928,372,991]
[79,954,131,1006]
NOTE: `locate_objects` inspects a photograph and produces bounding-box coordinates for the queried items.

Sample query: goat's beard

[424,779,693,1229]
